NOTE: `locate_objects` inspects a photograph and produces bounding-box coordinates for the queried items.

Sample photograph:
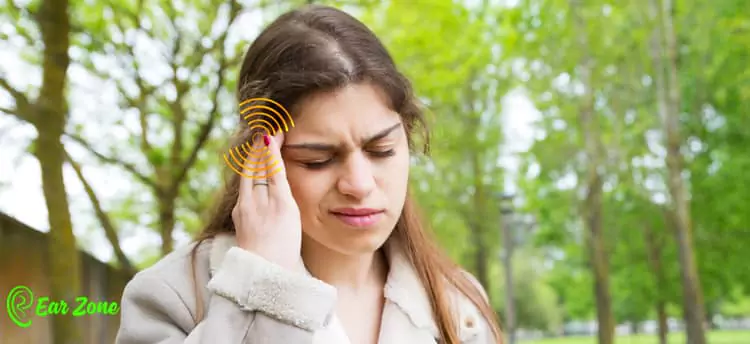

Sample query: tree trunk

[644,222,669,344]
[468,216,489,290]
[585,173,615,344]
[35,0,81,342]
[502,215,516,344]
[657,302,669,344]
[629,321,639,335]
[159,195,176,256]
[649,1,708,343]
[571,2,615,344]
[468,100,490,290]
[66,153,136,275]
[473,226,489,290]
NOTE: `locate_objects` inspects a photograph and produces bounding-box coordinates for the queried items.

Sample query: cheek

[285,167,326,212]
[379,148,410,190]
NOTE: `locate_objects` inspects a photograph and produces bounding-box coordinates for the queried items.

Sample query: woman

[115,4,502,344]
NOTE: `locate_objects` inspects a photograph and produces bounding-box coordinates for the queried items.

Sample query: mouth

[330,208,385,227]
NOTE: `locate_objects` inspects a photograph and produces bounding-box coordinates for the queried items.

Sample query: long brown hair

[189,4,503,343]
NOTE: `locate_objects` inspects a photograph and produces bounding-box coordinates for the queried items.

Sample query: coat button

[464,316,475,328]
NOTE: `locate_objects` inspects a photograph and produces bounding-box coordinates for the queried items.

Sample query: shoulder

[450,270,496,343]
[127,237,214,290]
[119,238,215,325]
[460,270,490,302]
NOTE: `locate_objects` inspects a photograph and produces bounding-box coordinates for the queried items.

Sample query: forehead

[286,83,401,140]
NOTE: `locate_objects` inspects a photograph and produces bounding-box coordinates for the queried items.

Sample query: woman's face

[281,83,410,256]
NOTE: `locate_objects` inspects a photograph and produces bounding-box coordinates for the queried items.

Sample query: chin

[336,225,393,255]
[305,215,396,256]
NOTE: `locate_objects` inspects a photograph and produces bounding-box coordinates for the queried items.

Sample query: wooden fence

[0,212,133,344]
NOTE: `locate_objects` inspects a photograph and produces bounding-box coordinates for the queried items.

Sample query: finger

[237,132,265,200]
[249,131,271,203]
[236,136,257,204]
[265,131,291,198]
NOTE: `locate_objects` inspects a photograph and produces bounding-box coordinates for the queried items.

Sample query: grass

[519,330,750,344]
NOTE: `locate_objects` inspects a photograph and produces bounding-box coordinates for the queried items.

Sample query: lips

[330,208,385,227]
[330,208,383,216]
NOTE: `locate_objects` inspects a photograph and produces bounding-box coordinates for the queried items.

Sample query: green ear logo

[223,97,295,180]
[6,285,34,328]
[5,285,120,328]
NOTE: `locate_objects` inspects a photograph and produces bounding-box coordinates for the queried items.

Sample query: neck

[301,236,388,294]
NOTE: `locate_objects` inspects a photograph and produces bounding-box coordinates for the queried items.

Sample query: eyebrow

[283,122,402,152]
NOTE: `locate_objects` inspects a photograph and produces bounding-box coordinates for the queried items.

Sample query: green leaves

[4,0,749,332]
[509,0,750,329]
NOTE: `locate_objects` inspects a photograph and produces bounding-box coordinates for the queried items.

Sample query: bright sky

[0,4,540,265]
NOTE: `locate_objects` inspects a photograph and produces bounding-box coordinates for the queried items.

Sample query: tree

[570,1,616,342]
[648,0,708,342]
[68,0,248,257]
[508,1,622,340]
[65,152,135,274]
[680,0,750,324]
[0,0,82,341]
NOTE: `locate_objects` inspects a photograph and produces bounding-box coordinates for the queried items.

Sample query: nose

[337,152,376,200]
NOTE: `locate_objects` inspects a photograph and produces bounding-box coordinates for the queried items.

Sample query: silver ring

[252,180,269,187]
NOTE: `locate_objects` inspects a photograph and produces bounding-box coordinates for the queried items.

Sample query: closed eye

[301,149,395,170]
[369,149,395,157]
[302,159,333,169]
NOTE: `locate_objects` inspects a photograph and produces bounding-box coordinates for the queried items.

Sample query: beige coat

[114,233,496,343]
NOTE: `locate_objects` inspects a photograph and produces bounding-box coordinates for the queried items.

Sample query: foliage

[1,0,749,339]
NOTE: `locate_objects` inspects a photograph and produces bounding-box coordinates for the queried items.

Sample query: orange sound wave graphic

[223,98,295,180]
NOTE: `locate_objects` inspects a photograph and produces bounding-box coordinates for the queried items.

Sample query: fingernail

[263,134,270,146]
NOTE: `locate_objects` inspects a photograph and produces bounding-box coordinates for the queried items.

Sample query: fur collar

[207,233,439,338]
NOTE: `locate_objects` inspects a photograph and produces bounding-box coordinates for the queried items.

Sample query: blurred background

[1,0,748,343]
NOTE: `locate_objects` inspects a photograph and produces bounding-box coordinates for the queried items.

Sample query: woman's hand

[232,132,304,272]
